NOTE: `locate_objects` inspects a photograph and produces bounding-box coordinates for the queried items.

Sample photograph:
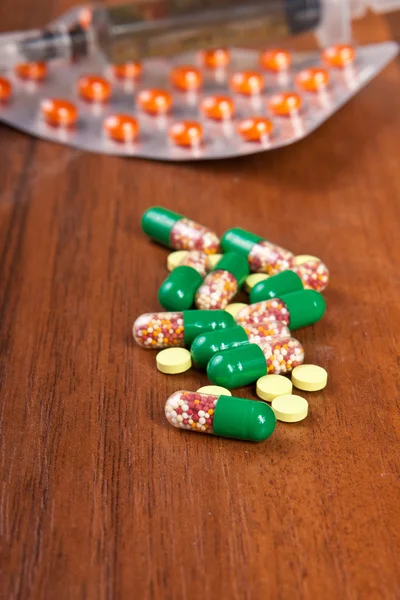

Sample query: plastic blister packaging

[0,5,397,162]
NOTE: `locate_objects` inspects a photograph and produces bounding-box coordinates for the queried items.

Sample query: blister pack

[0,7,397,161]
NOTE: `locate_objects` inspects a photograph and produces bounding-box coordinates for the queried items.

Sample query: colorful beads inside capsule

[169,121,203,147]
[202,49,231,68]
[78,75,111,102]
[179,251,209,277]
[230,71,264,95]
[237,117,273,142]
[260,49,292,71]
[16,62,47,81]
[201,95,234,120]
[195,271,238,310]
[103,114,139,143]
[260,337,305,375]
[248,241,294,275]
[137,88,172,115]
[236,298,290,326]
[41,98,78,127]
[242,321,290,344]
[170,219,220,254]
[0,77,12,101]
[296,67,329,92]
[170,65,203,91]
[292,259,329,292]
[133,312,185,348]
[322,44,356,68]
[268,92,302,117]
[165,390,217,433]
[113,62,142,79]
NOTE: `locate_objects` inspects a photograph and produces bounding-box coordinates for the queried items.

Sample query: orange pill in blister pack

[113,62,142,80]
[237,117,273,142]
[41,98,78,127]
[78,75,111,102]
[202,49,231,69]
[169,121,203,147]
[260,49,292,72]
[79,8,93,28]
[201,95,234,121]
[268,92,302,116]
[296,67,329,92]
[104,114,139,143]
[170,65,203,91]
[230,71,264,95]
[137,88,172,115]
[0,77,12,102]
[322,44,356,68]
[16,62,48,81]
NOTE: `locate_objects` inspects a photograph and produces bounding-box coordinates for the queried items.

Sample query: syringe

[0,0,321,70]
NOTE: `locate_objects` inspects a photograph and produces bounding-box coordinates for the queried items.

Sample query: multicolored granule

[292,259,329,292]
[248,240,295,275]
[195,270,238,310]
[260,337,304,374]
[165,391,218,433]
[133,312,185,348]
[179,250,209,277]
[236,298,290,326]
[170,218,220,255]
[242,320,290,344]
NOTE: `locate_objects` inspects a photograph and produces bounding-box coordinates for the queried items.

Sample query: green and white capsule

[195,252,249,310]
[236,289,326,330]
[165,390,276,441]
[221,227,294,275]
[142,206,220,254]
[207,337,305,389]
[249,261,330,303]
[133,309,235,348]
[191,321,290,368]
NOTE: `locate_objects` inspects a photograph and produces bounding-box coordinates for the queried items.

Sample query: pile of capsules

[0,22,397,161]
[133,206,329,443]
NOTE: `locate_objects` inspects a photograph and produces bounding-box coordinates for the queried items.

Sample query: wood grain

[1,5,400,600]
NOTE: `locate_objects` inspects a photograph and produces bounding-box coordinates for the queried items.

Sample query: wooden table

[1,4,400,599]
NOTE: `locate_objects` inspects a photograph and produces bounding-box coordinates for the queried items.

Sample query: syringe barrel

[99,0,321,63]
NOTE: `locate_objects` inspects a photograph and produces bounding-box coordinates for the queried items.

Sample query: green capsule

[207,336,305,389]
[165,391,276,441]
[182,310,235,345]
[221,228,262,257]
[142,206,182,246]
[158,266,203,311]
[281,289,326,329]
[250,270,303,303]
[211,252,249,287]
[142,206,220,253]
[213,396,276,441]
[191,325,249,368]
[236,289,326,330]
[207,343,267,388]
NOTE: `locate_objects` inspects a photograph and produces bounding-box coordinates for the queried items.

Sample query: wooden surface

[1,5,400,599]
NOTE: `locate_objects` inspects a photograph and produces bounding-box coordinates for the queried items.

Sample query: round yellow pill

[196,385,232,396]
[207,254,223,269]
[291,364,328,391]
[156,348,192,374]
[271,394,308,422]
[224,303,248,318]
[293,254,320,266]
[167,250,189,272]
[244,273,269,293]
[256,374,293,402]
